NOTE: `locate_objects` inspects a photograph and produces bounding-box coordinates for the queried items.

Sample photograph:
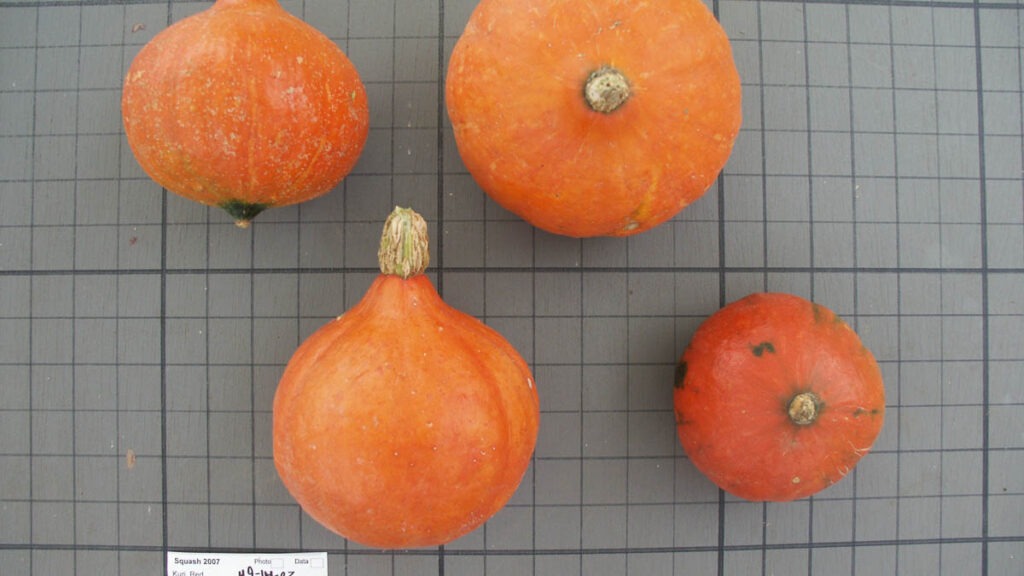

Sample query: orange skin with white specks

[121,0,368,225]
[445,0,742,237]
[675,293,886,501]
[273,274,540,549]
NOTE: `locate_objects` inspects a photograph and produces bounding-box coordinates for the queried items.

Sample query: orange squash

[273,207,540,549]
[445,0,742,237]
[122,0,369,227]
[674,293,885,501]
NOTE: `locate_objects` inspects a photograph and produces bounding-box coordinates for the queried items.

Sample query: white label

[167,551,328,576]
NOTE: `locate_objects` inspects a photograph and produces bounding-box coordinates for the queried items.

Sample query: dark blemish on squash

[813,302,848,327]
[812,303,828,324]
[853,407,866,417]
[751,341,776,357]
[674,362,687,389]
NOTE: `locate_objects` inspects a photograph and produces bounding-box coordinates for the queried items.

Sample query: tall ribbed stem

[378,206,430,279]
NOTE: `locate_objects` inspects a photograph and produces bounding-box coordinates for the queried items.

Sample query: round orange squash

[273,207,540,549]
[445,0,742,237]
[674,293,885,501]
[122,0,369,227]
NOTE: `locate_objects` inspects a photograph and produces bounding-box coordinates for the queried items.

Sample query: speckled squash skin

[273,209,540,549]
[674,293,886,502]
[121,0,368,226]
[445,0,742,238]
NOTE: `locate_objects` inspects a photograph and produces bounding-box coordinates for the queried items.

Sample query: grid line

[5,36,1018,50]
[435,3,446,571]
[4,533,1023,556]
[25,6,39,574]
[157,0,172,561]
[754,3,770,576]
[716,3,738,573]
[971,0,992,572]
[68,3,79,569]
[845,2,863,571]
[113,5,124,572]
[4,265,1024,277]
[886,4,904,572]
[800,4,819,572]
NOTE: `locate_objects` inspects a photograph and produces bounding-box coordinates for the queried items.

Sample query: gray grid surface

[1,0,1022,574]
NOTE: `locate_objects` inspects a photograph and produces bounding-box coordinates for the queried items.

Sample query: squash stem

[378,206,430,279]
[220,199,270,228]
[788,392,821,426]
[584,66,631,114]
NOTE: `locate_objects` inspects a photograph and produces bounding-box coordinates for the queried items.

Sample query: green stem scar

[674,362,688,389]
[220,200,270,228]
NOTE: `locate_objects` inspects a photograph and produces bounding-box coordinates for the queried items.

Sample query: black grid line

[68,3,79,570]
[972,3,991,575]
[885,3,902,574]
[5,470,1024,506]
[157,0,172,562]
[25,6,39,574]
[6,533,1024,556]
[800,3,819,573]
[113,4,124,572]
[932,7,944,570]
[844,3,861,573]
[5,263,1024,278]
[717,4,737,574]
[435,2,448,572]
